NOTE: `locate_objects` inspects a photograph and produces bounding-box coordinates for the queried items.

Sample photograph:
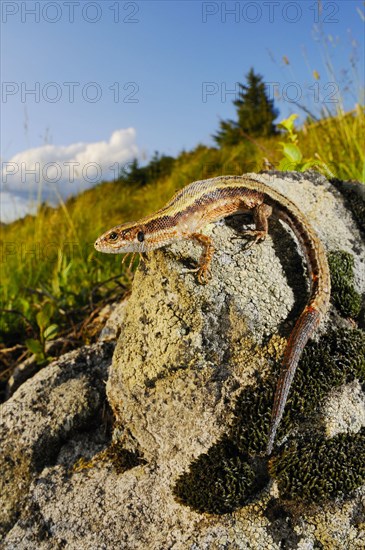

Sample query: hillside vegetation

[1,104,364,394]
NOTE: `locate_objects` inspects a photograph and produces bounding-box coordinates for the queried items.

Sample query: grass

[0,108,364,395]
[300,105,365,180]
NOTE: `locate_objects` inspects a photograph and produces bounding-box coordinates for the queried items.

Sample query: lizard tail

[266,305,321,455]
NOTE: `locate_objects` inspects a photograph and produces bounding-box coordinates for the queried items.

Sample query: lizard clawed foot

[122,252,137,269]
[231,230,267,249]
[185,263,212,284]
[139,252,150,266]
[242,229,267,241]
[241,230,267,247]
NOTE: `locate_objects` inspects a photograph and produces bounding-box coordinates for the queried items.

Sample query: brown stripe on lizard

[95,175,331,455]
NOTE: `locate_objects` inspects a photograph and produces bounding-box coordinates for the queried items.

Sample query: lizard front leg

[187,233,215,284]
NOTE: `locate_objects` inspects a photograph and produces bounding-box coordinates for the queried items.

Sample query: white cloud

[0,191,38,223]
[1,128,139,223]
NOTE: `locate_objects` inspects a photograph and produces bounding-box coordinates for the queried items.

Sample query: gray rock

[322,380,365,437]
[0,341,114,535]
[98,300,129,342]
[1,172,364,549]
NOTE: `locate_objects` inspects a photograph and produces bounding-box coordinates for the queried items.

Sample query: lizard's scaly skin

[95,175,331,454]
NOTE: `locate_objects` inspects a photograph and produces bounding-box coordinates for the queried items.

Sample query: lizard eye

[109,231,118,241]
[137,231,145,242]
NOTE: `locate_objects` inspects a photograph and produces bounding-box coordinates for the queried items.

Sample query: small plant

[25,301,58,364]
[277,114,334,176]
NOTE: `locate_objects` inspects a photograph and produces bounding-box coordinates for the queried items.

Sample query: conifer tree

[214,68,278,146]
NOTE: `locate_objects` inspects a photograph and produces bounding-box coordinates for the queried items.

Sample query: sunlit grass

[300,105,365,181]
[0,109,363,377]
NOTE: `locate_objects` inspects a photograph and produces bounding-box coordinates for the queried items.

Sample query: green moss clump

[269,429,365,502]
[279,328,365,429]
[231,328,365,455]
[328,250,362,319]
[267,328,365,503]
[230,377,275,456]
[174,328,365,512]
[174,438,267,514]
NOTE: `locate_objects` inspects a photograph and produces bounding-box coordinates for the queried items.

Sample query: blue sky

[1,1,364,221]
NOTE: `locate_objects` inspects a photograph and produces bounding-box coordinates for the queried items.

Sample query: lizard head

[94,222,148,254]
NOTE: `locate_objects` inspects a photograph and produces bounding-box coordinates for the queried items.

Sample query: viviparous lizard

[94,174,331,455]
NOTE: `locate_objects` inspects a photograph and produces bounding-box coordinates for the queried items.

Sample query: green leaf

[301,159,328,170]
[36,302,54,330]
[43,323,58,341]
[278,113,298,132]
[278,159,291,171]
[36,310,49,331]
[280,143,303,163]
[44,324,58,341]
[278,158,301,171]
[25,338,43,355]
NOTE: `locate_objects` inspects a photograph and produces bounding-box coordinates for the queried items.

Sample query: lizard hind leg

[241,203,272,245]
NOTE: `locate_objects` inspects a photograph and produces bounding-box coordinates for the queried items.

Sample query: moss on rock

[269,429,365,502]
[174,438,268,514]
[328,250,362,319]
[232,328,365,455]
[174,327,365,512]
